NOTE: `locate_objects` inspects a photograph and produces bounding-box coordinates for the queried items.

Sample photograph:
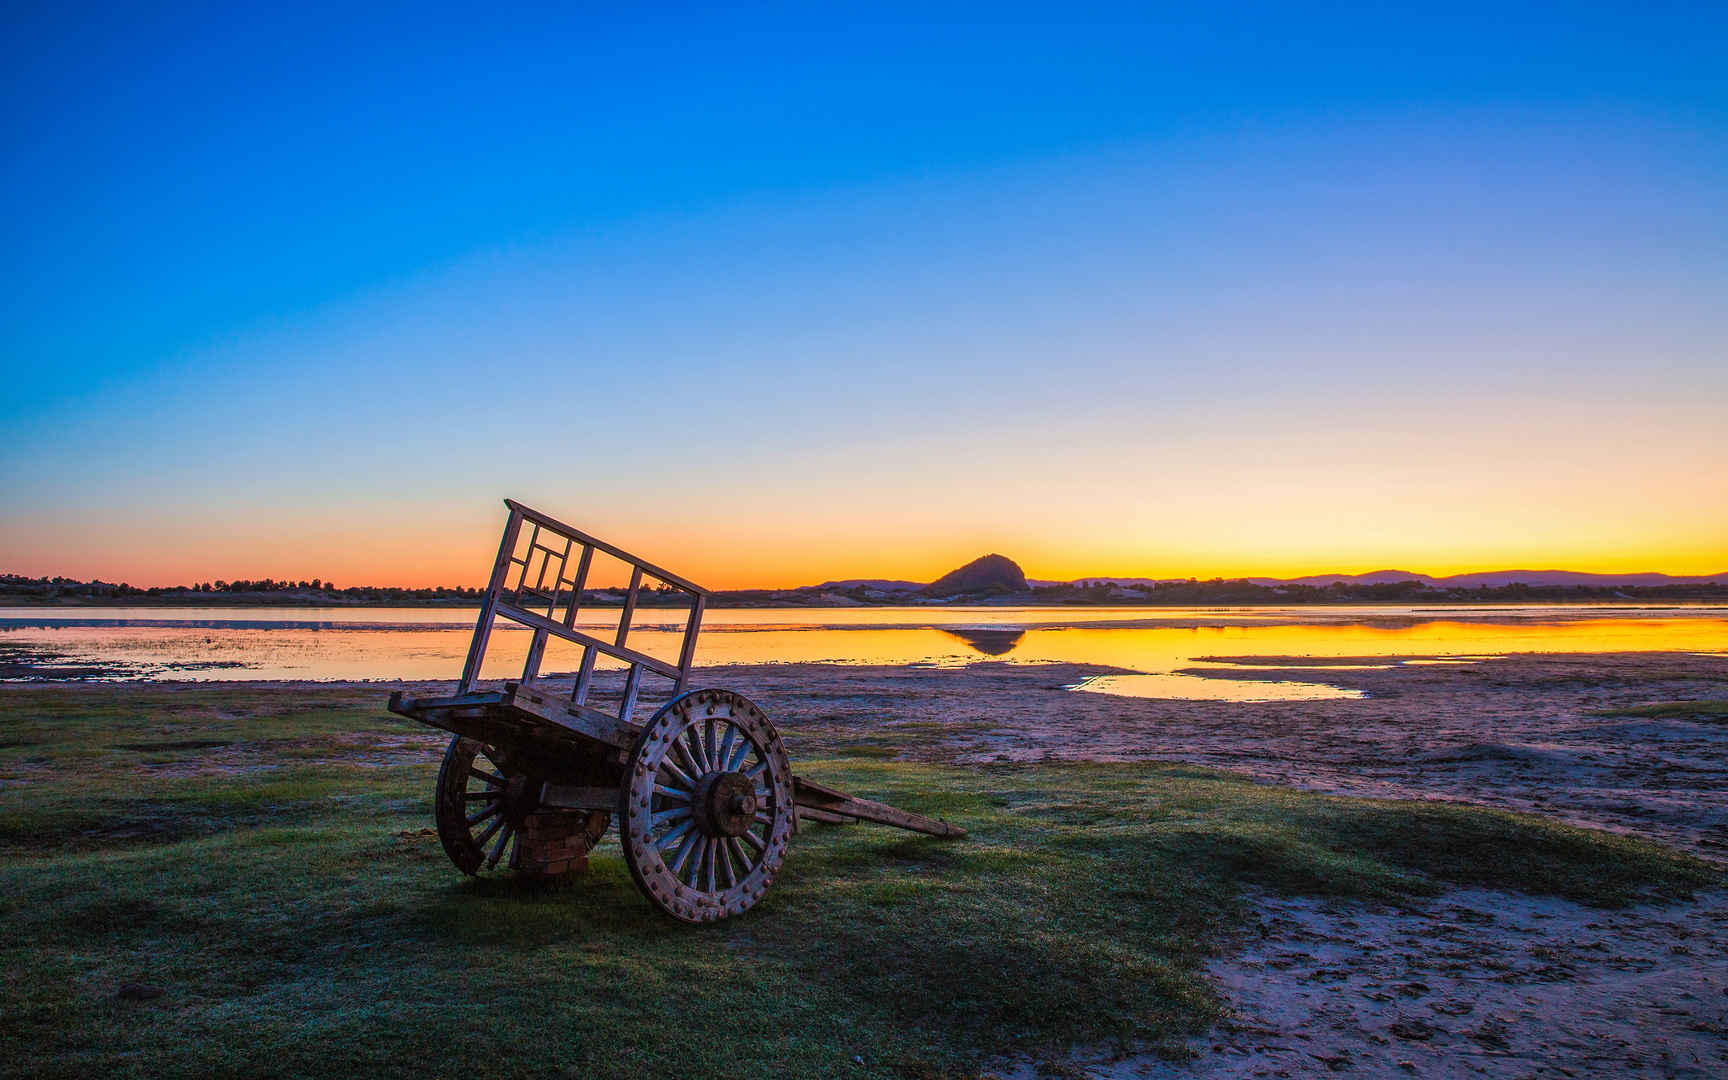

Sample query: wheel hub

[691,770,757,837]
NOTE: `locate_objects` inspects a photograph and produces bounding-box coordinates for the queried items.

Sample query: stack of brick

[514,810,597,878]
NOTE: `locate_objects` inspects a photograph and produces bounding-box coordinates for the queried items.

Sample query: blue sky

[3,2,1725,585]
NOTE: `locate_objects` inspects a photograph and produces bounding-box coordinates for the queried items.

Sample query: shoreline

[8,650,1724,854]
[7,596,1728,609]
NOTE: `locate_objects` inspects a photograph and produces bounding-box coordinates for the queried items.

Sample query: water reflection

[1068,673,1365,702]
[1,605,1723,684]
[939,626,1026,656]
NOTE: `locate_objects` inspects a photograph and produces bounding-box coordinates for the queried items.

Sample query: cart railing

[457,499,709,728]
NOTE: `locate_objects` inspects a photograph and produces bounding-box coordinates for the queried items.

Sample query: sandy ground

[997,888,1728,1079]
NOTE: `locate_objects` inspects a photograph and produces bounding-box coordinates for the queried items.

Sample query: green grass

[1588,699,1728,720]
[0,686,1719,1079]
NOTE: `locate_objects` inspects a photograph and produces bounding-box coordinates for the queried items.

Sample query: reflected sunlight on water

[1066,673,1367,702]
[2,605,1725,696]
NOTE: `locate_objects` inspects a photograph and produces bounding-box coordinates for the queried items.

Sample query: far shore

[7,593,1728,610]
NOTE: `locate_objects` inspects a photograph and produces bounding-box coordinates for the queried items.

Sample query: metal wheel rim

[619,689,794,922]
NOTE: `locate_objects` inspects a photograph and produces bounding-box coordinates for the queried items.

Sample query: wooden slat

[388,689,507,716]
[791,775,967,837]
[796,807,856,826]
[520,522,541,593]
[676,594,706,689]
[494,599,682,680]
[555,702,640,748]
[504,498,709,597]
[458,508,524,693]
[502,682,641,748]
[522,629,548,683]
[562,545,594,627]
[572,644,597,706]
[619,662,643,724]
[395,707,505,742]
[616,566,643,648]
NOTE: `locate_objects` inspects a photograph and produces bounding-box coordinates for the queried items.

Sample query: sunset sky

[3,3,1725,588]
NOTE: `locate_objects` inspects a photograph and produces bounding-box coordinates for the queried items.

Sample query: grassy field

[1,684,1720,1079]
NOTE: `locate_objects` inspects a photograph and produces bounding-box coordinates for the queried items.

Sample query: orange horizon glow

[5,395,1724,592]
[4,529,1723,592]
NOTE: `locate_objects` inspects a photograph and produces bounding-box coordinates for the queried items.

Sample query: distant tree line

[0,574,702,606]
[4,572,1723,607]
[0,574,485,605]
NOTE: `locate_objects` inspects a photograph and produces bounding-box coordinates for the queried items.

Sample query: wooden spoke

[461,790,496,802]
[485,821,515,870]
[717,838,738,888]
[671,737,704,781]
[466,802,501,827]
[653,783,692,801]
[669,832,700,877]
[650,806,692,828]
[725,836,751,878]
[716,725,738,775]
[704,718,719,773]
[656,819,694,851]
[673,832,701,884]
[470,767,506,786]
[658,757,697,791]
[684,727,711,774]
[725,735,753,773]
[473,814,507,849]
[740,828,766,854]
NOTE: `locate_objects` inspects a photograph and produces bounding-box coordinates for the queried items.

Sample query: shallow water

[1064,672,1368,702]
[3,603,1725,701]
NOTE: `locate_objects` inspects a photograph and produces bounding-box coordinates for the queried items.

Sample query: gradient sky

[3,2,1725,588]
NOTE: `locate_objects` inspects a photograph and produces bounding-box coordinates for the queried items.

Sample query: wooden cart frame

[390,499,963,922]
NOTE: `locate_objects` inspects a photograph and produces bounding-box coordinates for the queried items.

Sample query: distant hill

[1436,569,1728,587]
[1038,576,1187,588]
[923,554,1028,598]
[812,578,923,592]
[1248,569,1437,587]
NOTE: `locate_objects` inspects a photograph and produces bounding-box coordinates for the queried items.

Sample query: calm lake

[4,603,1726,701]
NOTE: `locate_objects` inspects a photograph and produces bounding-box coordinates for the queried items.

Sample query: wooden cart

[389,499,964,923]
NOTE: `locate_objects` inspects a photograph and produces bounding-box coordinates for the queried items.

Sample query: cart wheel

[619,689,795,922]
[434,736,607,876]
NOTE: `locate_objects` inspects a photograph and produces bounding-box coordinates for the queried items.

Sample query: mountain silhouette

[923,554,1029,598]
